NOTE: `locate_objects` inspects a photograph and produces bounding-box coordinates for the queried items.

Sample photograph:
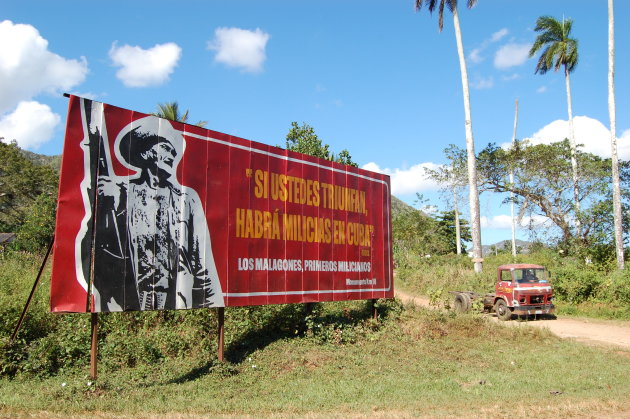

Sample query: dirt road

[395,290,630,350]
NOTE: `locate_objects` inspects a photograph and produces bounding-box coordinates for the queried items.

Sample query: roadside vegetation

[395,249,630,321]
[1,251,629,416]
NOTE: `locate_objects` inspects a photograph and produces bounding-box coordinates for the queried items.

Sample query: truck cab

[495,264,555,320]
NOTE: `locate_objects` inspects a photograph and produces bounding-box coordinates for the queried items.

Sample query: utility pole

[510,100,519,258]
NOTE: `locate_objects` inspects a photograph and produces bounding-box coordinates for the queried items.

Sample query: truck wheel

[494,299,512,321]
[453,293,471,313]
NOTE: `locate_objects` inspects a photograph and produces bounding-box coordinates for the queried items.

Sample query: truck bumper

[512,304,555,316]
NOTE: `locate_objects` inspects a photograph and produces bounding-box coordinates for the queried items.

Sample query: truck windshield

[514,268,547,284]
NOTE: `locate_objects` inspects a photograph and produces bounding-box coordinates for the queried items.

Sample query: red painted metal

[495,264,554,316]
[50,96,393,312]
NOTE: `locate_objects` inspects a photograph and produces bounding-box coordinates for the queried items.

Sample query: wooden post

[10,236,55,343]
[371,299,378,320]
[90,312,98,380]
[217,307,225,362]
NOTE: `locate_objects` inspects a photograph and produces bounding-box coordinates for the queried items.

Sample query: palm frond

[438,0,445,31]
[530,15,578,75]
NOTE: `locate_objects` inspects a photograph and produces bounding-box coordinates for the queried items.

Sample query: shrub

[552,266,602,304]
[596,269,630,306]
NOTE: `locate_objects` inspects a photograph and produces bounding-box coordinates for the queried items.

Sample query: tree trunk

[453,188,461,255]
[608,0,625,269]
[565,67,581,239]
[510,99,519,258]
[452,7,483,273]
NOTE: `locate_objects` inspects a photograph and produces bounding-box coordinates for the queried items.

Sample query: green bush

[596,269,630,306]
[552,267,602,304]
[13,193,57,252]
[0,251,402,378]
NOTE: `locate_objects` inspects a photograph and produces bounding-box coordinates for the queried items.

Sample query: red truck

[451,264,555,321]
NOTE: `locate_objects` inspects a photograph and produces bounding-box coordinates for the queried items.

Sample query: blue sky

[2,0,629,246]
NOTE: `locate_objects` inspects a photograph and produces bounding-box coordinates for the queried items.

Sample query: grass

[2,249,630,416]
[395,250,630,321]
[555,300,630,321]
[1,306,630,417]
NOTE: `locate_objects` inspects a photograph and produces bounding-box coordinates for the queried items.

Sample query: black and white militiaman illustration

[80,100,224,311]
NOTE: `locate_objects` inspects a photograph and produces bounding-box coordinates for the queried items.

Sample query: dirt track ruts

[395,290,630,351]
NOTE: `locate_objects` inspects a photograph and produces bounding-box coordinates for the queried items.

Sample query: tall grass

[1,250,630,416]
[1,305,629,416]
[0,249,401,378]
[395,248,630,319]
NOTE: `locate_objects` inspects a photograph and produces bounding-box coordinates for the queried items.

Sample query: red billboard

[50,96,393,312]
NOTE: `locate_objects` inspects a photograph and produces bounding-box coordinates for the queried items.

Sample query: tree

[153,102,208,127]
[392,208,451,262]
[473,140,629,257]
[425,144,468,254]
[608,0,624,269]
[285,122,358,167]
[13,192,57,252]
[436,210,471,254]
[528,16,581,236]
[415,0,483,272]
[0,140,58,233]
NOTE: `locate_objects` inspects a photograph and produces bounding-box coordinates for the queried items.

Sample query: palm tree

[153,102,208,127]
[608,0,624,269]
[415,0,484,273]
[528,16,581,238]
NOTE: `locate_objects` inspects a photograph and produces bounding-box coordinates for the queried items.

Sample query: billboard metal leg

[90,312,98,380]
[218,307,225,362]
[371,299,378,320]
[10,236,55,343]
[305,302,315,316]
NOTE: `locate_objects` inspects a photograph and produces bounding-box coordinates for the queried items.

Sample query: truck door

[496,269,514,304]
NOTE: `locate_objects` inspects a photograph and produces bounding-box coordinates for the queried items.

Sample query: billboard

[50,96,393,312]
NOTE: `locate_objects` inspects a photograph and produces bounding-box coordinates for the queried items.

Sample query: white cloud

[208,27,270,73]
[471,76,494,90]
[508,116,630,160]
[494,43,531,69]
[0,101,60,150]
[469,48,483,64]
[481,215,512,229]
[0,20,88,113]
[109,42,181,87]
[468,28,508,64]
[502,73,520,81]
[481,214,549,229]
[69,91,100,100]
[491,28,509,42]
[362,162,441,195]
[536,86,547,93]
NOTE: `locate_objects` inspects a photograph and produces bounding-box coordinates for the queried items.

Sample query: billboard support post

[217,307,225,362]
[90,312,98,380]
[10,236,55,344]
[371,299,378,320]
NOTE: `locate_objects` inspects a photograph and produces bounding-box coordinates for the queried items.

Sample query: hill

[391,195,415,217]
[19,149,61,170]
[468,239,533,256]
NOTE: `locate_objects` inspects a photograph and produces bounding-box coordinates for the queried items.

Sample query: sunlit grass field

[2,305,630,416]
[1,250,629,417]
